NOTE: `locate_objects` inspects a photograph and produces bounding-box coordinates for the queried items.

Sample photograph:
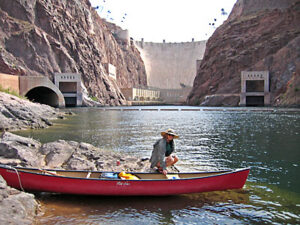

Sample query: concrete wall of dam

[135,40,206,89]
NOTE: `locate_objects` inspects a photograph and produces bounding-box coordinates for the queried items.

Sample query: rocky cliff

[187,0,300,107]
[0,0,147,106]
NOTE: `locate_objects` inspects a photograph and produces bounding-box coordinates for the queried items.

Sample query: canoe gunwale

[0,164,250,182]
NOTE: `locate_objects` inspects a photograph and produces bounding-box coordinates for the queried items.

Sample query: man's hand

[162,169,168,175]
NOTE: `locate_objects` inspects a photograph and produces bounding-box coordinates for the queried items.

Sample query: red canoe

[0,164,250,196]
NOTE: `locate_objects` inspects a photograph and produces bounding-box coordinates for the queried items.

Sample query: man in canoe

[150,128,179,175]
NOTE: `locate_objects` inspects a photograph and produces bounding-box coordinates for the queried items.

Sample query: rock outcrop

[187,0,300,107]
[0,92,65,131]
[0,0,147,106]
[0,132,152,172]
[0,176,38,225]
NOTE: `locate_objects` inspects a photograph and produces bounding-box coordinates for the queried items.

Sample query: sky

[89,0,237,43]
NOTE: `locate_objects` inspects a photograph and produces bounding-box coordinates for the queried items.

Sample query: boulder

[40,140,75,168]
[0,132,43,167]
[0,176,38,225]
[65,155,96,171]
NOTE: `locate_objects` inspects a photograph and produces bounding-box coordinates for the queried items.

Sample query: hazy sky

[89,0,237,42]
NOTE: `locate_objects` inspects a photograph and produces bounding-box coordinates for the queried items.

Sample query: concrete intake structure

[0,73,65,107]
[240,71,270,106]
[0,73,86,108]
[135,40,206,89]
[54,73,82,107]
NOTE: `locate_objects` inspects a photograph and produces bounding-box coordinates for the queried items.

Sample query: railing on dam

[97,107,300,113]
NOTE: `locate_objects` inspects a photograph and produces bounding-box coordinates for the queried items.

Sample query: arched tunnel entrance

[26,87,59,108]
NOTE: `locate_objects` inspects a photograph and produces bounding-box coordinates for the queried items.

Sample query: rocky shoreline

[0,92,163,224]
[0,132,152,172]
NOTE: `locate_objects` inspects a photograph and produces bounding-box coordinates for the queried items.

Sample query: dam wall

[135,40,206,89]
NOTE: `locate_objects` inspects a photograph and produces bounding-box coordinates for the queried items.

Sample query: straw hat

[161,128,179,139]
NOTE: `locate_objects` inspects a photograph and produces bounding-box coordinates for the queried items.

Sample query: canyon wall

[187,0,300,107]
[135,40,206,89]
[0,0,147,106]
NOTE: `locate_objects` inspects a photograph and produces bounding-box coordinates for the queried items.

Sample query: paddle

[170,165,180,173]
[39,169,60,176]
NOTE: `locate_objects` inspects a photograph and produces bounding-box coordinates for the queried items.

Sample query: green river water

[14,106,300,224]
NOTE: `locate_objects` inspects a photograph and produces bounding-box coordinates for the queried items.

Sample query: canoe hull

[0,166,250,196]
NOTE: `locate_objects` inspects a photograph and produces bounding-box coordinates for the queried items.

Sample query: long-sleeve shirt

[150,138,175,170]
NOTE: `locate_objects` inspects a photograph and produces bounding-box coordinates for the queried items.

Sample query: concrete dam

[135,40,206,89]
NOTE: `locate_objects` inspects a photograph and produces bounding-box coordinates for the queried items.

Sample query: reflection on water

[37,190,250,225]
[14,106,300,224]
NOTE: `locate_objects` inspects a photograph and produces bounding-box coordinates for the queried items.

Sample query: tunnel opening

[246,96,264,106]
[26,86,59,108]
[64,97,77,107]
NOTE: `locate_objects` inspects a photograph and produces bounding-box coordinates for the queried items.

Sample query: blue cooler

[100,172,118,179]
